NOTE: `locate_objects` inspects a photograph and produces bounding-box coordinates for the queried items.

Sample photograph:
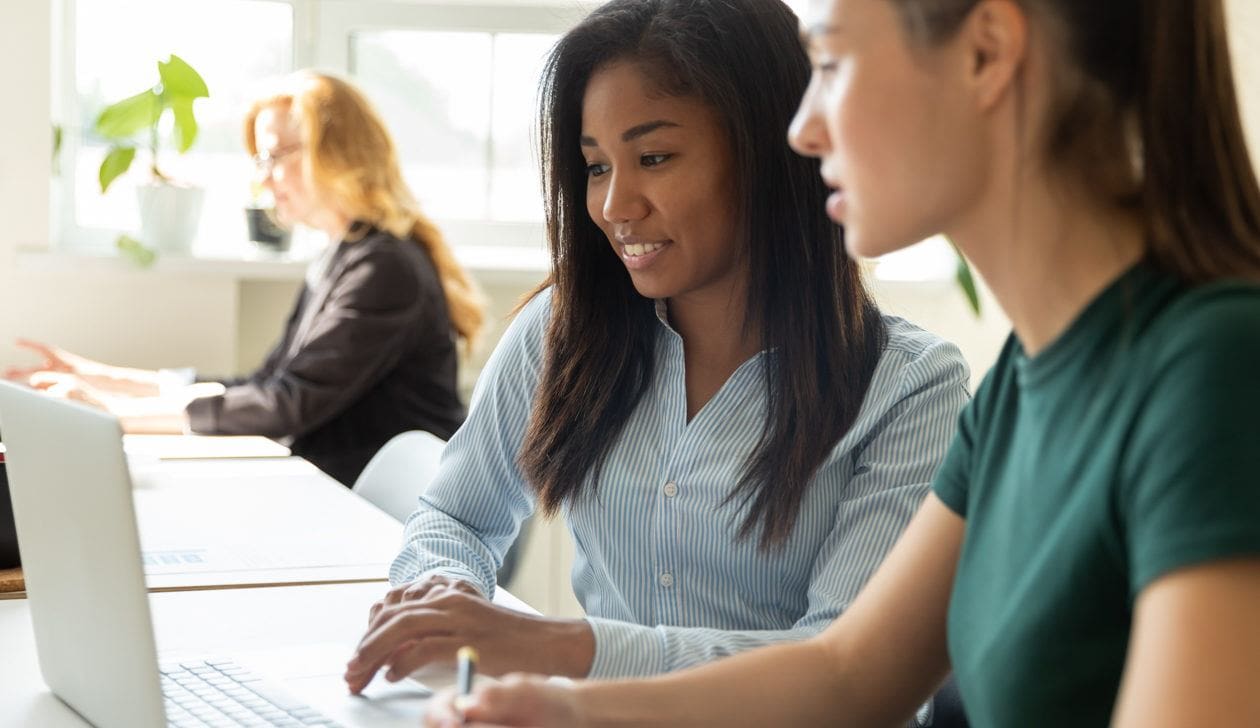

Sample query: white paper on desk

[124,434,291,460]
[131,466,403,584]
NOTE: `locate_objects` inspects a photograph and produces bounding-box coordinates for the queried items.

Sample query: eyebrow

[580,119,681,147]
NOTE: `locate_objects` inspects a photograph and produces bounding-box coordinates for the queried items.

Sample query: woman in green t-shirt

[423,0,1260,726]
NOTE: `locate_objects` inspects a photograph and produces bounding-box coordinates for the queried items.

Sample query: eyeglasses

[252,144,302,174]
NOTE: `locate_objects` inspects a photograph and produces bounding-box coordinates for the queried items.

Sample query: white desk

[123,434,292,460]
[0,456,405,599]
[0,581,535,727]
[129,456,404,590]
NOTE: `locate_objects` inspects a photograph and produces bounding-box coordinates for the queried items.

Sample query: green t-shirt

[933,262,1260,727]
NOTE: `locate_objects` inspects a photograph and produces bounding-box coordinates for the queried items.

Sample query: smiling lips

[623,240,666,257]
[616,235,670,269]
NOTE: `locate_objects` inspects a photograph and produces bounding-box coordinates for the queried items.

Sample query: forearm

[579,498,965,728]
[118,411,189,434]
[109,384,224,434]
[524,617,597,678]
[586,618,829,678]
[574,637,902,728]
[80,363,163,395]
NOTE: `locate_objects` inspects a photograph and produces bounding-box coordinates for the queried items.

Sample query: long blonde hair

[244,71,486,347]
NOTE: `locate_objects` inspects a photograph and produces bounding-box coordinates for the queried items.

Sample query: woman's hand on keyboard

[344,581,596,694]
[365,574,483,626]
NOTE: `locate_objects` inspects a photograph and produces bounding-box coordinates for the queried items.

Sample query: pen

[455,645,478,721]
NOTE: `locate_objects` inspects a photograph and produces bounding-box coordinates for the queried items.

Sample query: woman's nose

[788,81,829,158]
[601,171,649,223]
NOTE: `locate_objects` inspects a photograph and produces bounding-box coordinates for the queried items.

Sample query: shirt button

[659,572,674,588]
[663,482,678,498]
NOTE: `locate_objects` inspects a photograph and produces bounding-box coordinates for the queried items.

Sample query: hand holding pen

[422,650,585,727]
[455,645,478,721]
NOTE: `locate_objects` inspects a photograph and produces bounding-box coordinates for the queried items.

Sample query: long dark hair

[893,0,1260,281]
[519,0,887,550]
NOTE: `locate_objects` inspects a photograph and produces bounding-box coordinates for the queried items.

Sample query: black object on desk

[0,457,19,569]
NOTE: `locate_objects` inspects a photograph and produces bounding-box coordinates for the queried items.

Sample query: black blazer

[186,226,466,485]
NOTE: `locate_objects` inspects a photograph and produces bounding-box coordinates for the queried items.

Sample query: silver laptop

[0,381,430,728]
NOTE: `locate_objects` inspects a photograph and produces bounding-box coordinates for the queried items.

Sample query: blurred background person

[7,71,485,487]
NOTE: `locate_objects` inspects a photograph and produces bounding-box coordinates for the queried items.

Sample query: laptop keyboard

[160,658,343,727]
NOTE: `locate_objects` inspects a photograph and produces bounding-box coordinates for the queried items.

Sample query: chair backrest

[351,430,448,522]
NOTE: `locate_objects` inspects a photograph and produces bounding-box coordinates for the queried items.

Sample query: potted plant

[95,54,209,254]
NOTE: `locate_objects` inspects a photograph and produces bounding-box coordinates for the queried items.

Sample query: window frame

[319,2,595,251]
[54,0,595,261]
[55,0,303,256]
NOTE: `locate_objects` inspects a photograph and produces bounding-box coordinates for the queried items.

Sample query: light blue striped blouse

[390,289,969,678]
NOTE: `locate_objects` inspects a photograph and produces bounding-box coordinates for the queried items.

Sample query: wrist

[537,617,595,678]
[569,681,599,728]
[570,679,645,728]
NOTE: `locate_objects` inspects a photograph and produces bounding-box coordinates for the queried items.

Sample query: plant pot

[136,182,205,253]
[245,206,291,252]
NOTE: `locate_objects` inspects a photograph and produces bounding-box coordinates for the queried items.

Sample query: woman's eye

[586,162,610,178]
[641,153,671,168]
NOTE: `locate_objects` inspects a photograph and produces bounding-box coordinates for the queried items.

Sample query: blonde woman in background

[8,72,485,487]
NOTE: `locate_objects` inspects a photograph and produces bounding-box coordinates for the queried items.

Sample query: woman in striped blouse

[345,0,968,692]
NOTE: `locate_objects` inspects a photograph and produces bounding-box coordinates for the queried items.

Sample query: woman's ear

[961,0,1029,110]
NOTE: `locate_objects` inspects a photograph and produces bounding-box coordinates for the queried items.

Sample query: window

[64,0,294,255]
[349,30,559,224]
[58,0,591,257]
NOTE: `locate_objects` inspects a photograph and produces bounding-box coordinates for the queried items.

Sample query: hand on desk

[11,371,193,435]
[344,576,596,695]
[423,674,583,728]
[24,371,108,409]
[5,341,212,434]
[5,339,80,380]
[5,339,159,397]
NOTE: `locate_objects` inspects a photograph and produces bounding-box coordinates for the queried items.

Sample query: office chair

[352,430,447,523]
[352,430,530,586]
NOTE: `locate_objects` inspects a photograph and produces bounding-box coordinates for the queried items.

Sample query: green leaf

[95,89,161,139]
[99,145,137,193]
[169,97,198,152]
[116,233,158,268]
[954,249,982,317]
[158,54,209,99]
[52,124,63,176]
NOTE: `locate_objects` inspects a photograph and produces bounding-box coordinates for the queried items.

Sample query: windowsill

[17,243,551,283]
[19,238,957,289]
